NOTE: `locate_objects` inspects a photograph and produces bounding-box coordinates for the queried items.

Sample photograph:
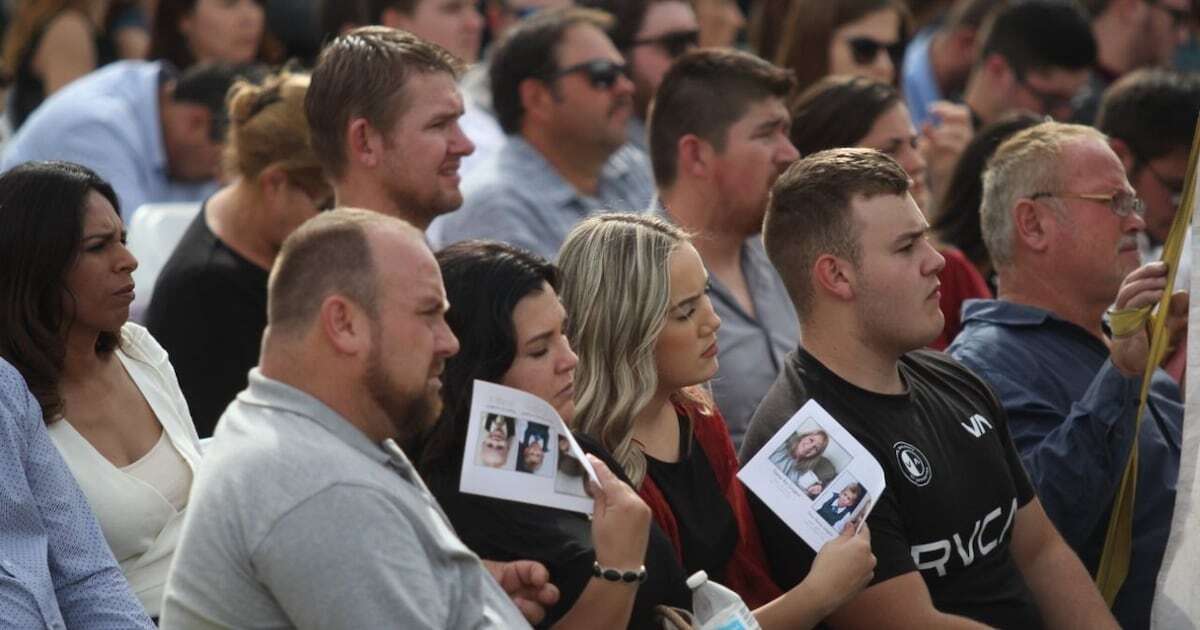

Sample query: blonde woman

[558,214,876,628]
[146,70,331,437]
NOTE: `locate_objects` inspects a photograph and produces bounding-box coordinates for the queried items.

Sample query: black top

[145,203,269,437]
[10,10,116,130]
[740,348,1042,629]
[644,413,739,583]
[427,432,692,629]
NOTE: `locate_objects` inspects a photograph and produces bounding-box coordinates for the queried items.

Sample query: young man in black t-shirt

[739,148,1117,629]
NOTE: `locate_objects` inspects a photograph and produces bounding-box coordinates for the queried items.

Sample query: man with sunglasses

[1071,0,1191,123]
[1097,69,1200,290]
[960,0,1095,127]
[581,0,700,153]
[949,122,1185,629]
[428,7,655,260]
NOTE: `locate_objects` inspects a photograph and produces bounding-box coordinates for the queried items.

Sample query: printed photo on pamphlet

[738,399,885,551]
[460,380,599,514]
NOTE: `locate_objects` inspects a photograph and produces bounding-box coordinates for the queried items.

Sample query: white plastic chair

[127,202,202,323]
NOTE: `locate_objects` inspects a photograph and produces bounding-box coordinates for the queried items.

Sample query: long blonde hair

[558,213,708,487]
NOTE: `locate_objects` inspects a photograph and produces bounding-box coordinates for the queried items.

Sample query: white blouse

[48,323,202,617]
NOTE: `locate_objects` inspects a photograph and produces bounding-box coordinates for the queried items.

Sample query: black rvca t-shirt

[146,205,269,437]
[739,349,1041,629]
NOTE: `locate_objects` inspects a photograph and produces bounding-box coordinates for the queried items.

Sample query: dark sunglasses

[1013,71,1075,117]
[545,59,630,90]
[630,29,700,58]
[847,37,904,66]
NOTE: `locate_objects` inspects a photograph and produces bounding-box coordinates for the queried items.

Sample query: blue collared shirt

[901,27,942,128]
[0,359,154,629]
[948,299,1181,630]
[1,61,217,222]
[429,135,655,260]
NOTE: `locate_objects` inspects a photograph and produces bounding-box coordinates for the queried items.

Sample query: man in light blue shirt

[429,8,655,259]
[1,61,241,221]
[0,358,154,629]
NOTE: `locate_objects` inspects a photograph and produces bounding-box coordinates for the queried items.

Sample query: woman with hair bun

[146,70,331,437]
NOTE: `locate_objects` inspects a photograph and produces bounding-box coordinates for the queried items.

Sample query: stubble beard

[364,336,443,450]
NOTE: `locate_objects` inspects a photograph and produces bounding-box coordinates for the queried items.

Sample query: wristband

[592,561,647,584]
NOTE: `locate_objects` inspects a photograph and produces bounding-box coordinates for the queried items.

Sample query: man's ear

[185,104,213,137]
[346,117,384,169]
[1013,198,1053,254]
[984,53,1013,86]
[677,134,715,180]
[519,77,554,128]
[319,295,371,357]
[813,253,856,303]
[1108,137,1137,173]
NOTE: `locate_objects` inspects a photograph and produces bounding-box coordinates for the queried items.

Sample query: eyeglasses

[1139,159,1186,208]
[630,29,700,58]
[1030,191,1147,218]
[544,59,630,90]
[1013,71,1076,118]
[846,37,904,66]
[1146,0,1190,27]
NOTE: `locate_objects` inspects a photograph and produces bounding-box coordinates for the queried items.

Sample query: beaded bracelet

[592,561,647,584]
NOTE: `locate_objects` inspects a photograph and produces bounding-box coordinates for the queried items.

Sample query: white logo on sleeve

[961,414,994,438]
[894,441,932,486]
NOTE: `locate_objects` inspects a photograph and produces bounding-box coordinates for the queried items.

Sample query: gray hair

[980,122,1107,269]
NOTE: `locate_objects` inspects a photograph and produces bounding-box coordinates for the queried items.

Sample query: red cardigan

[637,399,783,609]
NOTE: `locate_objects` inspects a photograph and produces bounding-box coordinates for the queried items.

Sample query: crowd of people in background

[0,0,1198,627]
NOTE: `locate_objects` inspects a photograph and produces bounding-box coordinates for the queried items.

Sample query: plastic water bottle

[686,570,762,630]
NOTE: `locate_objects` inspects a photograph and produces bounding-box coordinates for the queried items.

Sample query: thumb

[586,455,614,515]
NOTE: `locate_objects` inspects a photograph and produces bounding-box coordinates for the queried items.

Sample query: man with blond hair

[306,27,476,230]
[949,121,1185,628]
[742,147,1116,629]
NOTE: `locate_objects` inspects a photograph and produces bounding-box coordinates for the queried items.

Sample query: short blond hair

[980,122,1108,270]
[268,208,412,333]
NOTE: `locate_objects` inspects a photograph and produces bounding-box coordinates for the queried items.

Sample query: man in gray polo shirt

[160,209,558,628]
[428,7,655,259]
[648,49,800,447]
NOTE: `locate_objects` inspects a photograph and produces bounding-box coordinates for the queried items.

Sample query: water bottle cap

[685,570,709,589]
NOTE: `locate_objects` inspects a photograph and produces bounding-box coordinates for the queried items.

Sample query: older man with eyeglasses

[429,7,655,260]
[948,121,1185,630]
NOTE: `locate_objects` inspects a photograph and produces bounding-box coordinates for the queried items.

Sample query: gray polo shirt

[159,370,530,629]
[656,204,799,449]
[429,135,654,260]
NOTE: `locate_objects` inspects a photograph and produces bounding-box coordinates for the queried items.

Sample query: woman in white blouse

[0,160,201,618]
